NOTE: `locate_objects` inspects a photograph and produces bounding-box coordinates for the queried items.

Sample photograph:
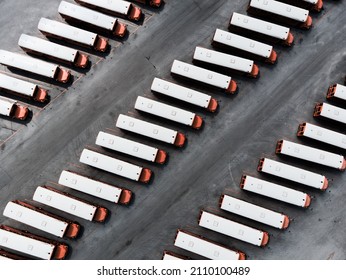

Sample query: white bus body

[298,122,346,150]
[258,157,328,190]
[212,29,277,64]
[3,201,69,238]
[193,47,259,78]
[240,175,311,208]
[135,96,202,129]
[326,84,346,101]
[58,1,126,37]
[162,251,187,260]
[198,211,269,247]
[96,131,166,164]
[219,195,290,229]
[314,103,346,125]
[174,230,245,260]
[0,50,70,83]
[276,139,346,170]
[0,96,28,120]
[229,12,293,46]
[33,186,97,221]
[116,114,186,147]
[150,78,218,112]
[171,60,237,94]
[18,34,88,68]
[79,148,151,183]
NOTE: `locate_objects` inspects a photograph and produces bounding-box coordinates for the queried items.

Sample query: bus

[258,157,328,190]
[18,34,89,69]
[58,170,133,205]
[75,0,142,21]
[314,103,346,125]
[174,230,246,260]
[0,249,28,260]
[229,12,294,47]
[240,175,311,208]
[0,73,47,102]
[0,50,71,83]
[297,122,346,150]
[276,139,346,170]
[80,148,152,183]
[198,210,269,247]
[0,96,29,120]
[171,60,238,94]
[38,18,108,53]
[3,200,80,239]
[277,0,323,12]
[58,1,126,38]
[116,114,186,147]
[151,78,218,112]
[247,0,312,30]
[96,131,167,164]
[0,224,68,260]
[135,96,203,129]
[212,29,277,64]
[193,46,260,78]
[33,186,108,223]
[162,250,188,260]
[326,84,346,101]
[219,194,290,229]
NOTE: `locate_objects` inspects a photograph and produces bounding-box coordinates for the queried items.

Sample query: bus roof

[249,0,309,23]
[0,227,55,260]
[231,12,290,40]
[213,29,273,58]
[58,1,117,31]
[33,186,97,221]
[3,201,68,238]
[58,170,122,204]
[151,78,212,109]
[19,34,78,63]
[38,18,97,47]
[0,49,58,78]
[78,0,131,15]
[0,96,16,116]
[0,73,37,97]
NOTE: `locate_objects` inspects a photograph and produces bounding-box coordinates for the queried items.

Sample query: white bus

[58,1,126,38]
[116,114,186,147]
[3,200,80,239]
[18,34,89,69]
[75,0,142,21]
[212,29,277,64]
[314,103,346,125]
[326,84,346,101]
[33,186,109,223]
[162,251,188,260]
[135,96,203,129]
[80,148,152,183]
[0,249,27,260]
[151,78,218,112]
[240,175,311,208]
[247,0,312,29]
[219,194,290,229]
[276,139,346,170]
[229,12,294,47]
[198,211,269,247]
[38,18,108,53]
[193,46,260,78]
[258,157,328,190]
[0,73,47,102]
[277,0,323,12]
[58,170,133,205]
[174,230,246,260]
[170,60,238,94]
[96,131,167,164]
[0,96,29,120]
[0,225,68,260]
[0,50,71,83]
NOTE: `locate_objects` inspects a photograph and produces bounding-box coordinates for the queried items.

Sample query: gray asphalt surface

[0,0,346,260]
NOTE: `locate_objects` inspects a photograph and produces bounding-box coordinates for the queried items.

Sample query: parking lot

[1,0,346,260]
